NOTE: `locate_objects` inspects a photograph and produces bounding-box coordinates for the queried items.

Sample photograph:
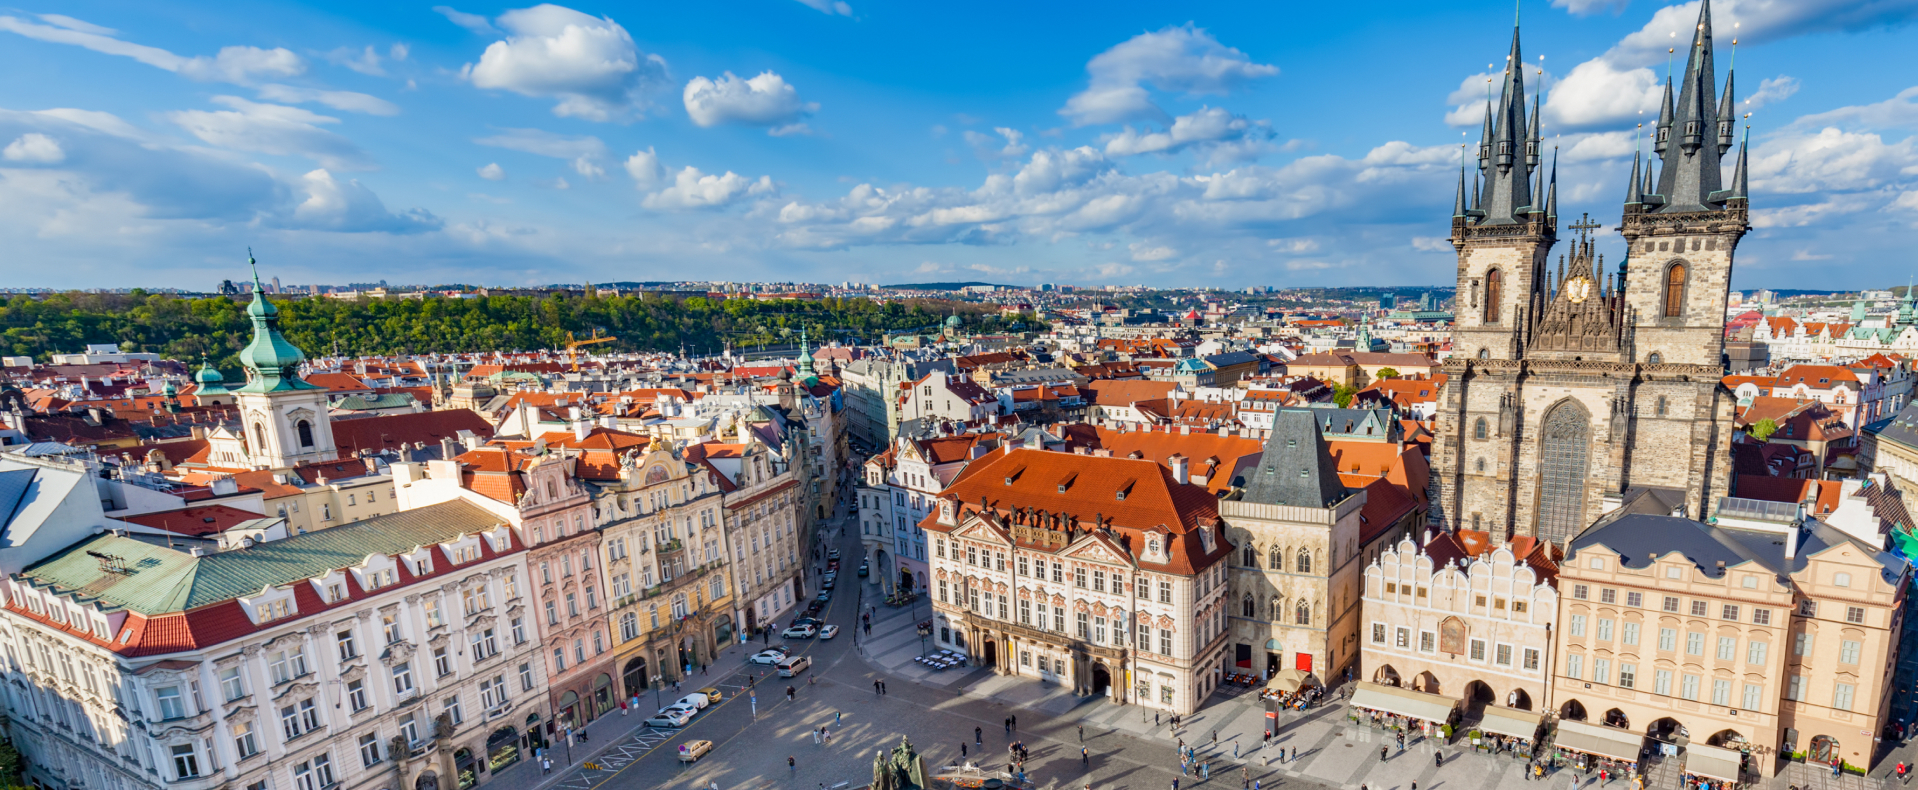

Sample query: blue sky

[0,0,1914,291]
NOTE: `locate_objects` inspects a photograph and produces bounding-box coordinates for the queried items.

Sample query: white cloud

[642,166,776,209]
[433,6,500,35]
[1100,106,1273,163]
[0,15,303,84]
[1266,238,1319,253]
[623,147,663,187]
[390,43,410,62]
[571,156,604,179]
[3,133,64,164]
[1544,58,1659,130]
[1061,24,1277,126]
[464,4,670,121]
[166,97,372,170]
[287,169,441,233]
[256,84,400,116]
[965,127,1029,160]
[473,127,607,159]
[323,45,387,76]
[1411,236,1452,252]
[1747,75,1800,110]
[1551,0,1630,15]
[1787,85,1918,132]
[683,71,818,132]
[792,0,853,16]
[477,162,505,180]
[1750,126,1918,194]
[1129,242,1177,261]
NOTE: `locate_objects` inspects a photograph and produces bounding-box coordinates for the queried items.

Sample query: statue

[434,712,456,741]
[871,737,927,790]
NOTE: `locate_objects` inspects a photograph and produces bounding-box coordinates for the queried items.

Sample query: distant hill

[880,281,1014,291]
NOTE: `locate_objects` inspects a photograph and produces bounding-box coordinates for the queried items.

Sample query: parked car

[677,740,714,763]
[748,649,789,665]
[818,625,840,640]
[660,702,698,718]
[695,687,723,704]
[790,616,823,629]
[781,624,817,639]
[776,655,812,677]
[676,693,710,710]
[828,549,841,560]
[815,590,831,603]
[645,709,694,728]
[858,563,870,578]
[804,602,824,616]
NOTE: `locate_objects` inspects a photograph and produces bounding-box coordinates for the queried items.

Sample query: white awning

[1553,720,1643,761]
[1346,681,1456,723]
[1476,706,1543,741]
[1684,744,1743,782]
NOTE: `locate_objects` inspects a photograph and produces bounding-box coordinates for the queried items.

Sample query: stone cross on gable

[1568,213,1603,242]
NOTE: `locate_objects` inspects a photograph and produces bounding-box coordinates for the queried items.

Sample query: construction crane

[565,330,616,371]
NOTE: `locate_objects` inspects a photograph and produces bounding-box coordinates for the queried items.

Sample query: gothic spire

[1476,23,1535,225]
[1654,77,1675,155]
[1653,0,1728,212]
[1546,150,1559,219]
[1716,67,1737,155]
[1454,160,1469,218]
[1625,142,1644,206]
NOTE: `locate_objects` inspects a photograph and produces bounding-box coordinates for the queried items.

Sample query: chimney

[440,437,458,460]
[189,547,206,558]
[1785,524,1801,560]
[1168,454,1188,483]
[574,419,592,442]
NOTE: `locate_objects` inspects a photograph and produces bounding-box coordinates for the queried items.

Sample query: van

[776,655,811,677]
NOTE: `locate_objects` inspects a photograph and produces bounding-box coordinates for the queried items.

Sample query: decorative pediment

[1156,614,1175,629]
[223,704,258,726]
[339,663,368,683]
[1526,226,1627,356]
[262,632,304,651]
[1051,594,1065,607]
[1092,602,1108,617]
[1072,599,1090,613]
[272,679,320,702]
[1060,538,1124,565]
[953,520,1007,545]
[381,640,418,667]
[428,631,452,646]
[468,613,498,630]
[286,407,316,423]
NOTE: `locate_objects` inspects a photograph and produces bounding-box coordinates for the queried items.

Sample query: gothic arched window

[1241,594,1255,618]
[1295,548,1312,574]
[1485,269,1503,323]
[296,420,314,448]
[1647,352,1663,364]
[1268,545,1282,569]
[1478,348,1491,360]
[252,422,267,452]
[1656,396,1669,416]
[1294,599,1311,626]
[1269,598,1283,621]
[1663,263,1687,317]
[1242,544,1258,568]
[1473,417,1488,440]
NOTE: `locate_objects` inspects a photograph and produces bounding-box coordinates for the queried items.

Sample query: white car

[776,655,812,677]
[748,649,789,665]
[818,625,840,640]
[645,709,694,728]
[781,624,817,639]
[676,693,710,710]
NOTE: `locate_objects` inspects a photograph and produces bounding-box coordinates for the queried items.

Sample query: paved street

[480,500,1913,790]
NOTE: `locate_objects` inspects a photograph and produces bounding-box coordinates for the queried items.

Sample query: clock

[1564,275,1594,304]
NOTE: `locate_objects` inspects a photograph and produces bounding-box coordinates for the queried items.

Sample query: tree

[1333,384,1358,408]
[1374,367,1400,379]
[1750,418,1780,441]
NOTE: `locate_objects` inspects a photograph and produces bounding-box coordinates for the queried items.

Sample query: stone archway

[1558,699,1587,721]
[1706,729,1746,748]
[1091,663,1113,696]
[981,637,998,668]
[1412,671,1441,695]
[415,771,440,790]
[1372,664,1401,687]
[1603,708,1630,729]
[1506,688,1533,711]
[1809,735,1839,763]
[1463,680,1495,716]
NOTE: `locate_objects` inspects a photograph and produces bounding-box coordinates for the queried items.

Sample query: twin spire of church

[1457,23,1555,227]
[1626,0,1748,213]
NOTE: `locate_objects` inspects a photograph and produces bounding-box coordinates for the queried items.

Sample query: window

[434,647,453,677]
[1600,588,1617,604]
[297,420,314,448]
[1372,623,1386,644]
[1716,636,1735,661]
[1473,417,1488,440]
[157,686,185,720]
[1295,549,1312,574]
[1622,622,1640,646]
[1840,639,1861,665]
[1794,632,1814,656]
[234,719,259,758]
[1159,580,1172,604]
[1663,263,1686,318]
[620,613,638,641]
[473,628,498,661]
[1395,627,1410,648]
[520,662,536,691]
[1419,632,1435,653]
[1658,627,1677,651]
[546,600,559,625]
[1742,684,1762,711]
[1565,654,1583,679]
[1711,679,1731,706]
[1469,639,1486,661]
[1752,608,1771,626]
[1662,595,1680,612]
[1597,618,1614,641]
[1074,567,1086,588]
[1721,604,1740,621]
[1092,570,1106,593]
[1680,673,1700,701]
[1747,641,1767,665]
[1800,600,1818,617]
[1076,612,1089,639]
[511,616,526,645]
[1834,682,1856,712]
[346,679,368,712]
[1787,675,1806,702]
[1572,585,1588,600]
[172,743,200,778]
[392,661,414,695]
[337,631,357,661]
[1569,615,1586,637]
[1654,669,1673,696]
[480,676,507,710]
[221,667,246,701]
[1505,645,1521,667]
[293,754,334,790]
[269,649,307,684]
[359,734,382,767]
[443,695,464,726]
[1690,600,1708,617]
[383,613,400,643]
[1295,600,1311,626]
[1619,663,1636,689]
[1593,658,1611,685]
[1846,606,1866,624]
[553,648,566,672]
[1159,628,1172,655]
[1686,632,1704,656]
[1626,591,1643,608]
[1485,268,1502,323]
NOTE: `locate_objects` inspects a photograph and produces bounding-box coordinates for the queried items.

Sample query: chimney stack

[1168,454,1188,484]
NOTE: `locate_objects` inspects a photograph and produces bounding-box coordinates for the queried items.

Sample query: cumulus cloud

[1100,106,1274,163]
[434,6,500,35]
[3,133,64,163]
[1129,242,1177,261]
[256,84,400,116]
[623,146,663,187]
[287,169,442,233]
[1786,85,1918,131]
[642,166,776,209]
[0,14,303,84]
[464,4,670,121]
[1061,24,1277,126]
[1750,126,1918,194]
[166,97,373,170]
[477,162,505,180]
[792,0,853,16]
[1544,59,1658,130]
[683,71,817,133]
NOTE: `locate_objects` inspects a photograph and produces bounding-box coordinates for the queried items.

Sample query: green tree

[1750,418,1780,441]
[1374,367,1400,379]
[1333,384,1357,408]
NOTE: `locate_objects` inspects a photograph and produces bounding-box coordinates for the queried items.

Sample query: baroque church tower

[233,257,337,469]
[1433,1,1748,542]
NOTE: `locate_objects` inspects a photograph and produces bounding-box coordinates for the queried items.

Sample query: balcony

[657,539,685,554]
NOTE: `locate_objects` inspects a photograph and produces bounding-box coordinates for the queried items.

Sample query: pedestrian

[789,756,796,774]
[813,729,821,745]
[837,711,843,726]
[1172,780,1180,790]
[1156,712,1162,727]
[976,727,983,746]
[1011,715,1017,732]
[1436,752,1443,768]
[1082,746,1089,767]
[1079,724,1085,742]
[1290,747,1296,763]
[1004,718,1012,735]
[961,743,968,759]
[1381,746,1388,762]
[1233,742,1239,758]
[874,680,882,695]
[541,758,552,775]
[865,622,872,636]
[788,686,796,701]
[881,681,888,694]
[1213,730,1219,748]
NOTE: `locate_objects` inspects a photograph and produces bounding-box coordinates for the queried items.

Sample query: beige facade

[1553,506,1907,775]
[1360,537,1558,711]
[1221,496,1366,683]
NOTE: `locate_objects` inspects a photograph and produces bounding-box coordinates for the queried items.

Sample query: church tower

[1434,1,1743,542]
[234,256,337,469]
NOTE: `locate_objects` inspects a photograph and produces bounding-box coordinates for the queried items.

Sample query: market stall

[1472,705,1543,759]
[1551,719,1643,775]
[1682,743,1745,788]
[1346,681,1457,741]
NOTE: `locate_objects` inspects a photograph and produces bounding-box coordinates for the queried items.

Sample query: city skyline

[0,0,1914,290]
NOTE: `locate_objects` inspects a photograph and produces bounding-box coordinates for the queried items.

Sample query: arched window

[1663,263,1687,317]
[1241,544,1258,568]
[1241,594,1255,618]
[619,612,637,641]
[296,420,314,448]
[252,422,267,452]
[1473,417,1488,440]
[1269,598,1283,621]
[1294,599,1311,626]
[1295,548,1312,574]
[1475,458,1487,473]
[1647,352,1663,364]
[1478,348,1490,360]
[1485,269,1502,323]
[1268,545,1282,568]
[1656,396,1669,416]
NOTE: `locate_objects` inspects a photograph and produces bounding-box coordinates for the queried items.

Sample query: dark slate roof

[20,499,504,615]
[1573,512,1903,585]
[1865,400,1918,451]
[1203,351,1260,368]
[1241,409,1348,508]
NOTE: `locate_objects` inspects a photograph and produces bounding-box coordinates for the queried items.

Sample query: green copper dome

[194,357,231,395]
[235,255,320,394]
